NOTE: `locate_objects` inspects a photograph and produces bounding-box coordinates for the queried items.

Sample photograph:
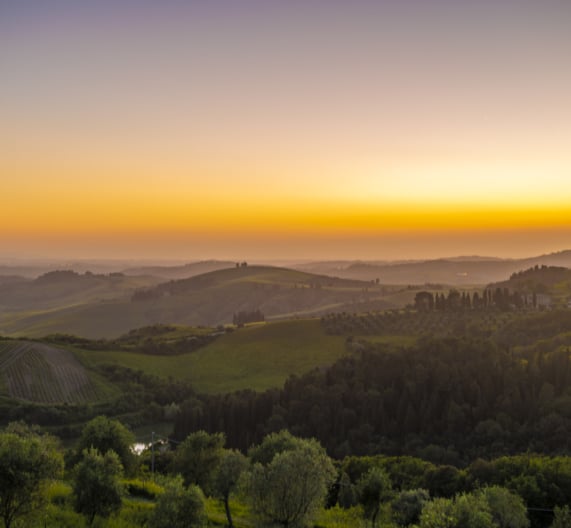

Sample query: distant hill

[121,260,236,280]
[0,270,162,313]
[3,251,571,338]
[492,265,571,290]
[0,275,27,286]
[0,259,150,278]
[488,265,571,307]
[0,266,399,339]
[293,250,571,285]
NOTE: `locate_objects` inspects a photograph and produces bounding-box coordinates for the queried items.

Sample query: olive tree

[419,492,497,528]
[149,476,206,528]
[73,448,124,526]
[552,505,571,528]
[245,435,336,528]
[212,449,248,528]
[0,429,63,528]
[76,415,136,473]
[357,467,393,528]
[391,488,430,526]
[479,486,529,528]
[172,430,225,493]
[248,429,304,465]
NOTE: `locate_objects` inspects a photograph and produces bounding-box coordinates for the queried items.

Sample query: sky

[1,0,571,261]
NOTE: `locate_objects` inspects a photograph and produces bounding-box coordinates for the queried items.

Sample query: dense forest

[173,334,571,461]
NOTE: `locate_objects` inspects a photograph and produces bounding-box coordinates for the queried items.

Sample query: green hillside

[72,319,347,393]
[491,265,571,306]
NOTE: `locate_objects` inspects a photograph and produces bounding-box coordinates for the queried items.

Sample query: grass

[186,319,348,393]
[356,334,418,347]
[205,497,255,527]
[41,482,365,528]
[315,505,368,528]
[72,319,348,394]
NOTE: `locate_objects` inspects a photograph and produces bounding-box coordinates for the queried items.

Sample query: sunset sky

[1,0,570,260]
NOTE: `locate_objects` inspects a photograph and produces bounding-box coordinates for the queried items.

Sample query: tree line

[413,288,536,312]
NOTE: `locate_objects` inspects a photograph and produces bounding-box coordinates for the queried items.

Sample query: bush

[123,478,162,500]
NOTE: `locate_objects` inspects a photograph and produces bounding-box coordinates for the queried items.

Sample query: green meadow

[72,319,348,394]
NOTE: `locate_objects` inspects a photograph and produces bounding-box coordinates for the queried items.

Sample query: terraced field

[0,340,115,403]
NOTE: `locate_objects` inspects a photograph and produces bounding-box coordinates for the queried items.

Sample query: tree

[172,430,225,494]
[76,415,136,473]
[447,290,461,310]
[551,506,571,528]
[419,492,495,528]
[72,448,123,526]
[149,476,206,528]
[245,435,336,527]
[248,430,306,466]
[419,497,456,528]
[212,449,248,528]
[453,493,494,528]
[415,292,435,311]
[337,471,358,509]
[0,429,63,528]
[479,486,529,528]
[357,467,393,528]
[391,488,430,526]
[423,465,464,498]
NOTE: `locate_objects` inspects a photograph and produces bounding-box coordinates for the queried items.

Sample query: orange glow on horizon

[2,1,571,260]
[3,194,571,238]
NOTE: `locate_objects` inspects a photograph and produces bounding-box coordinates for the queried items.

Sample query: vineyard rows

[321,310,517,337]
[0,341,101,403]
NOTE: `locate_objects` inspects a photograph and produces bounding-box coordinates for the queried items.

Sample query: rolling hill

[488,265,571,307]
[0,266,401,339]
[0,340,117,404]
[5,251,569,340]
[0,270,162,313]
[0,319,348,406]
[293,250,571,285]
[72,319,348,394]
[121,259,236,280]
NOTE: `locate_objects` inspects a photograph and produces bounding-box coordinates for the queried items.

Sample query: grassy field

[42,481,367,528]
[72,319,348,394]
[355,334,418,347]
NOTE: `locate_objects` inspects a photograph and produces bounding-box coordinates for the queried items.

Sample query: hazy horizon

[2,1,570,261]
[1,239,570,266]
